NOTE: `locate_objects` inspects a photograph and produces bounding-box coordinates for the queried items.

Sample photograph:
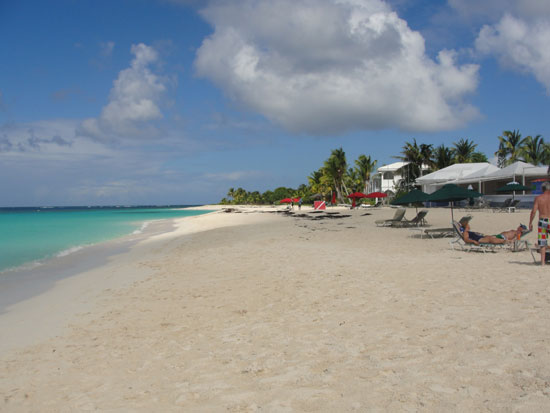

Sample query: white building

[415,163,499,194]
[415,161,548,207]
[371,162,429,195]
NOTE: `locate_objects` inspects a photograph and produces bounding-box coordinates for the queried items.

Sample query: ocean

[0,206,213,273]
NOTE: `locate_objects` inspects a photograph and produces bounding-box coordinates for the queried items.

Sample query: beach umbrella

[279,198,292,204]
[331,192,336,205]
[347,192,368,208]
[292,197,301,203]
[348,192,368,198]
[366,191,388,198]
[365,191,387,207]
[496,181,533,200]
[426,184,482,220]
[391,189,429,213]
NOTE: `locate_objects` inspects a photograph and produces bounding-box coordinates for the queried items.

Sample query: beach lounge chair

[375,208,406,227]
[392,210,428,228]
[492,198,513,213]
[512,229,532,252]
[411,227,455,239]
[360,200,382,209]
[507,199,521,212]
[462,197,490,211]
[449,221,501,253]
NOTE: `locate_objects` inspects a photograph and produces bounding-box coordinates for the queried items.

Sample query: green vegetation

[221,130,548,205]
[221,148,377,205]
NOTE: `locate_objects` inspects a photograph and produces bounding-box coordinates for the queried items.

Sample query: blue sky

[1,0,550,206]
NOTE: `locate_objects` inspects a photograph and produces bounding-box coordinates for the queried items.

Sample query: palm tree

[323,148,347,203]
[434,144,454,169]
[346,167,361,193]
[471,152,488,162]
[419,143,435,173]
[232,187,247,204]
[354,154,377,193]
[495,130,526,167]
[308,169,323,190]
[452,138,477,163]
[248,191,262,204]
[227,187,235,202]
[520,135,547,165]
[395,139,428,188]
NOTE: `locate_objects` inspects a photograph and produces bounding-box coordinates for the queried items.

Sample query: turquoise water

[0,207,212,273]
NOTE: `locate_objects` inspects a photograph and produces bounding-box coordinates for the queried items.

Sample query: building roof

[377,161,430,173]
[377,161,409,173]
[415,161,548,187]
[482,161,546,180]
[415,163,495,185]
[452,164,500,183]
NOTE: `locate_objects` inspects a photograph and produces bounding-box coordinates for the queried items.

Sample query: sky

[1,0,550,206]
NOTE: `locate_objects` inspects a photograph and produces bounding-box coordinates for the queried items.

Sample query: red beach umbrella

[279,198,293,203]
[366,191,387,198]
[347,192,368,199]
[347,192,368,208]
[331,192,336,205]
[292,197,301,203]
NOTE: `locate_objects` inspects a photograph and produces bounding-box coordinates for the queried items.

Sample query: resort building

[416,161,549,207]
[371,161,429,195]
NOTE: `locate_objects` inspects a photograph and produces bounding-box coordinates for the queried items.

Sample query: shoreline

[0,207,225,353]
[0,205,219,275]
[2,205,549,411]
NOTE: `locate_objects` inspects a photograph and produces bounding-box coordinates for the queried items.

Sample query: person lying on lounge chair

[497,224,528,241]
[458,217,522,245]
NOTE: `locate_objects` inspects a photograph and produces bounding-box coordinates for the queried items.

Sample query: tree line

[220,130,547,205]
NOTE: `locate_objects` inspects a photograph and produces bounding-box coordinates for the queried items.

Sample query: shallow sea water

[0,206,212,273]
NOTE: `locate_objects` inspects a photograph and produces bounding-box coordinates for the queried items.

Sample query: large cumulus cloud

[78,44,169,142]
[194,0,479,134]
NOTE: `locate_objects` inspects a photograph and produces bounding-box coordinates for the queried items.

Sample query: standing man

[529,181,550,265]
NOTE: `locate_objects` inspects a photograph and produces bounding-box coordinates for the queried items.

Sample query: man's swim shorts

[538,218,550,246]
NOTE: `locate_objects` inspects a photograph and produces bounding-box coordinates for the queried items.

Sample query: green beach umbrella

[496,182,533,200]
[426,184,482,221]
[391,189,429,213]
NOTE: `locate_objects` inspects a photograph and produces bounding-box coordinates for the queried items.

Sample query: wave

[0,244,90,275]
[55,245,86,257]
[132,221,151,234]
[0,259,44,275]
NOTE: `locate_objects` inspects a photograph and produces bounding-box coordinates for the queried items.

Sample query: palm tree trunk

[341,180,350,198]
[332,179,341,203]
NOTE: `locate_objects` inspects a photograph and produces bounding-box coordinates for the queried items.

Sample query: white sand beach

[1,205,549,411]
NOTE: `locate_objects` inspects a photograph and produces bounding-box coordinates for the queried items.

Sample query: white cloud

[475,14,550,93]
[448,0,550,93]
[78,43,170,141]
[0,119,117,165]
[194,0,480,134]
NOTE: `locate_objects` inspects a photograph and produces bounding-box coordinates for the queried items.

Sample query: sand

[1,205,549,411]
